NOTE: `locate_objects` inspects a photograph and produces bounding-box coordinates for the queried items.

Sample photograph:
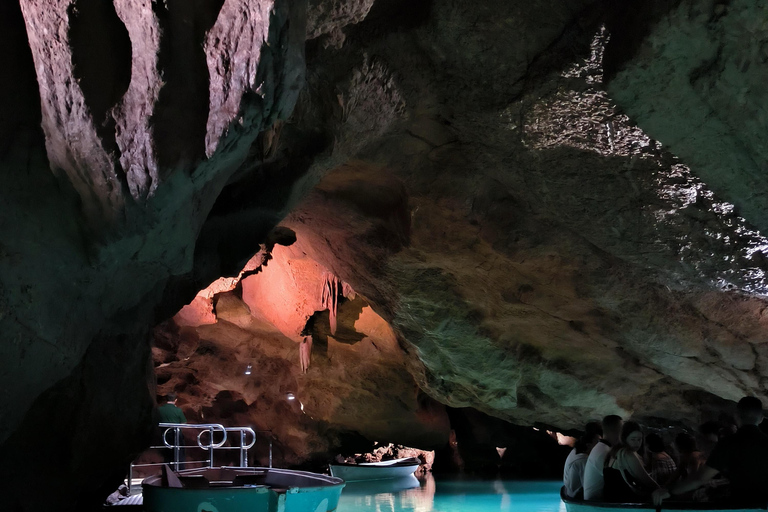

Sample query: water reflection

[337,475,563,512]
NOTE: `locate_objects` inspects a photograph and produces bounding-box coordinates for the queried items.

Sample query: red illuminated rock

[175,295,218,327]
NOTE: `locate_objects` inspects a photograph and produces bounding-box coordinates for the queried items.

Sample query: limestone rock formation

[605,0,768,237]
[206,0,768,433]
[155,163,448,465]
[3,0,768,509]
[0,0,306,509]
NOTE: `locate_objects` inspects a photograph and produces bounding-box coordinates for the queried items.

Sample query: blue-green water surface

[337,475,564,512]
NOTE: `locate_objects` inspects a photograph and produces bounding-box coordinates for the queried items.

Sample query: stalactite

[321,272,340,335]
[299,335,312,374]
[342,281,356,300]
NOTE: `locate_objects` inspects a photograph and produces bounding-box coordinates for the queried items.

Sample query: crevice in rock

[602,0,685,81]
[303,296,367,351]
[68,0,131,178]
[150,0,225,171]
[513,1,609,101]
[0,1,43,160]
[344,0,433,41]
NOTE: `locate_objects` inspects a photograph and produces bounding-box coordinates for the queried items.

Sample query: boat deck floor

[111,494,144,506]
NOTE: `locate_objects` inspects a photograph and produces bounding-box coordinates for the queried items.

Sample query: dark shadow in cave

[302,295,369,358]
[204,390,249,421]
[434,407,568,478]
[68,0,132,175]
[193,152,325,288]
[150,0,225,171]
[602,0,684,82]
[302,311,327,359]
[238,226,298,282]
[332,295,368,344]
[343,0,433,44]
[0,1,43,160]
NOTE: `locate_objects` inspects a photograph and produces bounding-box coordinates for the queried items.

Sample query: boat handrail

[217,427,257,467]
[225,427,257,450]
[128,424,269,495]
[159,422,228,450]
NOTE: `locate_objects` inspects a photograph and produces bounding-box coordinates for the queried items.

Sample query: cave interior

[2,0,768,509]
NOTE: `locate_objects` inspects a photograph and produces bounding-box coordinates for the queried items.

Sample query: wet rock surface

[605,0,768,238]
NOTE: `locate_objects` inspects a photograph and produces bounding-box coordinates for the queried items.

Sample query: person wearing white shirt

[564,421,602,499]
[583,415,623,500]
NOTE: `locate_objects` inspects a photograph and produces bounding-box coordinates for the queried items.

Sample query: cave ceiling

[2,0,768,509]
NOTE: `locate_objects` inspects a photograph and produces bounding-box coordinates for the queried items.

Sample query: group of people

[563,396,768,506]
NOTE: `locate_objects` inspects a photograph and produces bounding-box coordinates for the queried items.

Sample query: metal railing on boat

[127,423,273,494]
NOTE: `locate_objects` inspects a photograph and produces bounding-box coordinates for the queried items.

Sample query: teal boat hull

[143,467,345,512]
[143,484,276,512]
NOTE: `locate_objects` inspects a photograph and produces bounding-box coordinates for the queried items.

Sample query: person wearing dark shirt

[653,396,768,506]
[157,393,187,469]
[697,420,721,460]
[158,393,187,424]
[669,433,705,483]
[646,433,677,486]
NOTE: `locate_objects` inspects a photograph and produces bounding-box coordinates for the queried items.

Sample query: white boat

[341,474,421,494]
[328,457,421,482]
[561,487,765,512]
[142,465,345,512]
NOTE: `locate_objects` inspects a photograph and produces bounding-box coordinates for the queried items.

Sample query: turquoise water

[337,476,565,512]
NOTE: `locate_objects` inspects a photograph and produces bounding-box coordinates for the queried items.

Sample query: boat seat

[233,474,267,486]
[178,475,210,489]
[209,480,235,487]
[161,464,183,488]
[604,467,642,503]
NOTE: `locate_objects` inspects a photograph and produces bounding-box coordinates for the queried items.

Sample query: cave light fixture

[286,392,305,414]
[245,364,253,375]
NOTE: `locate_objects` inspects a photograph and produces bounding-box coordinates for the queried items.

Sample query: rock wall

[605,0,768,237]
[0,0,306,509]
[249,0,768,432]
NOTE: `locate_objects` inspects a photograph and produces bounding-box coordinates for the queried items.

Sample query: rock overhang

[3,0,768,508]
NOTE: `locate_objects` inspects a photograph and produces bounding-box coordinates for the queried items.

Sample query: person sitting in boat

[564,421,603,499]
[670,433,705,482]
[662,432,707,499]
[653,396,768,507]
[697,420,721,460]
[646,433,677,486]
[604,421,659,502]
[718,412,739,439]
[583,415,623,500]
